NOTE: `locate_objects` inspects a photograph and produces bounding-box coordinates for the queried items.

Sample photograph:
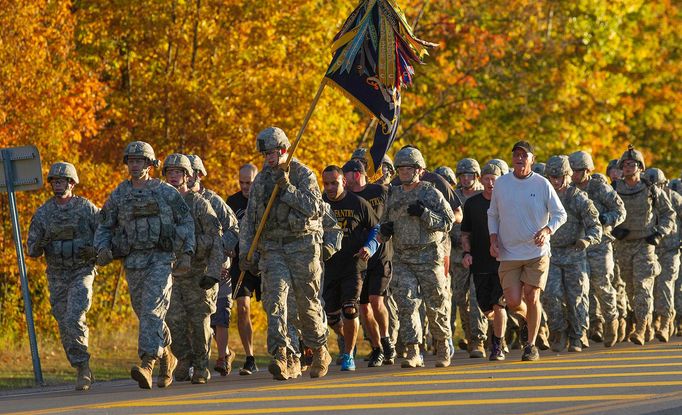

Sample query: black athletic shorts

[230,268,261,301]
[473,272,504,313]
[359,260,392,304]
[323,266,363,314]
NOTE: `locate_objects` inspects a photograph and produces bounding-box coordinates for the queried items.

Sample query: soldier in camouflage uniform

[162,154,225,384]
[240,127,331,380]
[27,162,99,391]
[606,159,623,183]
[644,168,681,342]
[670,179,682,335]
[434,166,457,187]
[611,145,675,345]
[94,142,195,389]
[186,154,240,376]
[450,158,488,358]
[379,147,455,368]
[543,156,602,353]
[569,151,626,347]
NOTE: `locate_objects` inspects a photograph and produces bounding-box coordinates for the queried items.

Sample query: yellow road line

[526,390,682,415]
[97,381,682,407]
[132,394,654,415]
[505,355,681,364]
[599,347,682,355]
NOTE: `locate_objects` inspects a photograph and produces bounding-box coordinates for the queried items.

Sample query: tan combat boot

[589,321,604,343]
[287,353,302,378]
[268,346,290,381]
[468,339,486,359]
[435,340,451,367]
[629,316,649,345]
[645,318,655,342]
[603,319,619,347]
[401,344,424,368]
[655,315,672,343]
[157,347,177,388]
[550,330,568,353]
[131,356,156,389]
[310,345,332,378]
[75,362,93,391]
[617,317,627,342]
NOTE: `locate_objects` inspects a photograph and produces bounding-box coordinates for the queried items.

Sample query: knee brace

[342,301,359,320]
[327,311,342,327]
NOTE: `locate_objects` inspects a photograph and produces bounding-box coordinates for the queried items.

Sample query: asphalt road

[2,339,681,415]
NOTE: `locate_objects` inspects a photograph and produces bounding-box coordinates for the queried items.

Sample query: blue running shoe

[340,353,356,371]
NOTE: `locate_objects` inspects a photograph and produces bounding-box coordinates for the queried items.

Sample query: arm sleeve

[26,209,47,258]
[579,195,602,245]
[94,193,118,251]
[213,196,239,252]
[599,183,627,227]
[362,203,380,256]
[653,188,676,236]
[420,188,455,232]
[546,183,568,234]
[279,168,321,217]
[171,190,196,255]
[200,199,225,278]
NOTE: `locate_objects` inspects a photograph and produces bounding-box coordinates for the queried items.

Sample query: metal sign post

[1,145,44,386]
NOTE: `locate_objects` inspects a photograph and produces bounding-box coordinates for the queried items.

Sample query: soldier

[27,162,99,391]
[569,151,626,347]
[380,146,455,368]
[644,168,681,342]
[239,127,331,380]
[376,155,396,186]
[187,154,240,376]
[486,158,510,175]
[226,163,261,375]
[434,166,457,187]
[532,163,546,176]
[606,159,622,183]
[670,179,682,335]
[543,156,602,353]
[611,145,675,345]
[94,142,195,389]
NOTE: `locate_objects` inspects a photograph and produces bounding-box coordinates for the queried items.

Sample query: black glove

[96,248,113,266]
[273,166,290,188]
[322,245,336,261]
[407,201,426,217]
[645,232,662,246]
[611,226,630,240]
[198,275,219,290]
[598,214,609,225]
[380,222,394,238]
[79,246,98,261]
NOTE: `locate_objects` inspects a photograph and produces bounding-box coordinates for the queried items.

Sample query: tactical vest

[551,186,585,248]
[44,197,96,269]
[615,180,656,240]
[386,182,442,250]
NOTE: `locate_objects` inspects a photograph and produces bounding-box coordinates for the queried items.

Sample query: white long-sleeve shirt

[487,172,567,261]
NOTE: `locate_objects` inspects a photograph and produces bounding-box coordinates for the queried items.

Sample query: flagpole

[233,79,327,300]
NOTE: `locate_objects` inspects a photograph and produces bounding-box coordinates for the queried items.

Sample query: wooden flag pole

[233,79,327,299]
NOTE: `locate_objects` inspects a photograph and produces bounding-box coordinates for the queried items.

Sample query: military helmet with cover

[568,151,595,171]
[394,146,426,169]
[456,158,481,176]
[382,154,394,172]
[162,153,193,177]
[669,178,682,194]
[123,141,157,164]
[486,158,509,175]
[434,166,456,185]
[545,155,572,177]
[186,154,207,177]
[644,168,667,185]
[531,163,546,175]
[47,162,79,185]
[606,159,619,175]
[256,127,290,153]
[617,144,646,170]
[351,148,368,162]
[481,162,503,177]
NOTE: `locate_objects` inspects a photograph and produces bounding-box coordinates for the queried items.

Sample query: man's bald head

[239,163,258,198]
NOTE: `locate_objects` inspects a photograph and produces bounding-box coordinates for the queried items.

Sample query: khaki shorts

[498,255,550,291]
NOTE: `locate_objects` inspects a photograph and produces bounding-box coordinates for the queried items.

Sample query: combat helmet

[162,153,193,176]
[434,166,456,185]
[669,178,682,194]
[617,144,646,170]
[256,127,290,153]
[481,162,503,177]
[382,154,394,173]
[123,141,156,164]
[47,162,79,184]
[186,154,207,177]
[456,158,481,176]
[545,155,572,177]
[531,163,546,175]
[606,159,619,175]
[394,146,426,169]
[486,159,509,175]
[644,168,667,186]
[568,151,595,171]
[351,148,368,162]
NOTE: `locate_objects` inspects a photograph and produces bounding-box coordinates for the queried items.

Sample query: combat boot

[381,337,396,365]
[131,356,156,389]
[550,330,568,352]
[568,337,582,353]
[676,316,682,337]
[157,347,177,388]
[310,345,332,378]
[536,324,551,351]
[435,340,451,367]
[174,358,191,381]
[617,317,627,342]
[401,344,424,368]
[589,321,604,343]
[191,367,210,384]
[268,347,290,381]
[629,316,649,345]
[468,339,486,359]
[603,319,619,347]
[75,362,92,391]
[645,318,655,343]
[287,353,302,378]
[655,315,672,343]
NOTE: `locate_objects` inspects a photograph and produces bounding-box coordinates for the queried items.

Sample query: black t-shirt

[323,191,379,274]
[226,191,249,277]
[460,193,498,274]
[352,184,392,265]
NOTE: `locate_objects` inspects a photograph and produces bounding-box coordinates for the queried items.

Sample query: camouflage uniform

[240,158,327,355]
[95,179,195,359]
[27,196,99,368]
[166,191,224,376]
[544,185,602,344]
[654,187,681,324]
[383,181,455,347]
